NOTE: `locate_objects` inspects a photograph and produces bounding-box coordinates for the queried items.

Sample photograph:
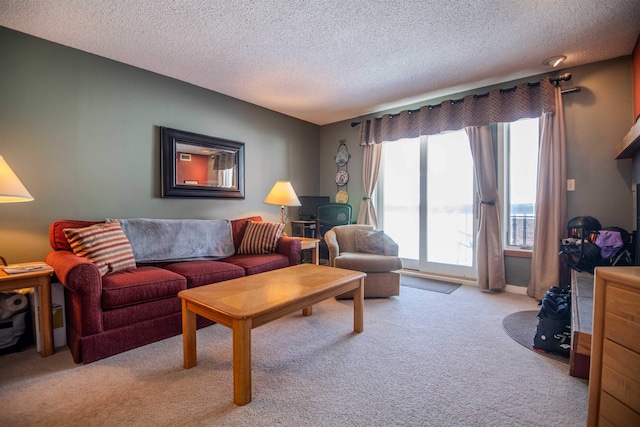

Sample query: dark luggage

[560,216,633,274]
[533,286,571,357]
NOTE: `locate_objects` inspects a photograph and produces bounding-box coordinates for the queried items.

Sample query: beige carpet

[0,285,588,426]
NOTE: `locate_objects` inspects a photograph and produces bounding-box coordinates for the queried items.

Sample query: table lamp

[0,155,34,265]
[0,156,33,203]
[264,180,301,223]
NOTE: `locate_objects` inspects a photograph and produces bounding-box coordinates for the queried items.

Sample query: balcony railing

[510,214,535,247]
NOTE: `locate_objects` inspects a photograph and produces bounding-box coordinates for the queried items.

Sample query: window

[378,131,476,278]
[500,118,540,248]
[378,117,539,276]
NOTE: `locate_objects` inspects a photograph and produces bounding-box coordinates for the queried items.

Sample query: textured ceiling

[1,0,640,125]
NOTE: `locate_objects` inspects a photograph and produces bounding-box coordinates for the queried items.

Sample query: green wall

[0,27,320,262]
[319,57,635,287]
[2,25,634,287]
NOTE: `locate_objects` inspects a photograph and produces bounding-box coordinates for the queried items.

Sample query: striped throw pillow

[237,221,284,255]
[64,220,136,276]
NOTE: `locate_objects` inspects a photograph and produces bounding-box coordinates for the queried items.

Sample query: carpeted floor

[400,275,461,294]
[0,285,587,426]
[502,310,570,364]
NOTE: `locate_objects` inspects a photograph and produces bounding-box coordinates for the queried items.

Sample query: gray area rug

[502,310,569,364]
[401,275,461,294]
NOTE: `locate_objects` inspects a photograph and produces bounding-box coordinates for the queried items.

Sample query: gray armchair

[324,224,402,299]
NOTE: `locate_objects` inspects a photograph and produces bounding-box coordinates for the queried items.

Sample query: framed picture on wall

[160,126,245,199]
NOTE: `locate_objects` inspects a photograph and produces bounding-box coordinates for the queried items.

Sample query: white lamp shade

[0,155,34,203]
[264,180,301,207]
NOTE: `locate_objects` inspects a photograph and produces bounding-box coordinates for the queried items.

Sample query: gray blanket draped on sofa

[117,218,236,263]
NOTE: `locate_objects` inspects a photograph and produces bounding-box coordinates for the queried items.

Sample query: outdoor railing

[510,214,535,247]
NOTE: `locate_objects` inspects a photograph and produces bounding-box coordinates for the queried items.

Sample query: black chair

[316,203,352,261]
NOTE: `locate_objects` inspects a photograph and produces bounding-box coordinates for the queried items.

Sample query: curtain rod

[350,74,578,127]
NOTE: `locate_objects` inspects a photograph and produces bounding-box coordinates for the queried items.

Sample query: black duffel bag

[533,286,571,357]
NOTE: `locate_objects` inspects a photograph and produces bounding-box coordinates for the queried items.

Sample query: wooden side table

[0,263,55,357]
[291,237,320,265]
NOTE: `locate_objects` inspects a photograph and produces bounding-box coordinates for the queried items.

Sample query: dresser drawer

[603,340,640,384]
[601,361,640,413]
[599,391,640,426]
[604,286,640,353]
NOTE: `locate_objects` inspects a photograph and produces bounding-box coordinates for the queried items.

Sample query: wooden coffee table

[178,264,366,405]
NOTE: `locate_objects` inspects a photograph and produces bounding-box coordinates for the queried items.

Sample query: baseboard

[400,269,528,295]
[505,284,528,295]
[400,269,476,286]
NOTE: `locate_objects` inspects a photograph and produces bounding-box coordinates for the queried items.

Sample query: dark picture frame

[160,127,245,199]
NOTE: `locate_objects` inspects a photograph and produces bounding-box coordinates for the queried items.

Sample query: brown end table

[0,263,55,357]
[179,264,366,405]
[291,236,320,265]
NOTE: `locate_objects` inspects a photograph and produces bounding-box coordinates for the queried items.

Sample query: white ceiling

[2,1,640,125]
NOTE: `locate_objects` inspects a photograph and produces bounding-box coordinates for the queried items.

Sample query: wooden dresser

[587,266,640,426]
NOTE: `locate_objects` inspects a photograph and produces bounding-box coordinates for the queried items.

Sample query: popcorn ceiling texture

[1,0,639,125]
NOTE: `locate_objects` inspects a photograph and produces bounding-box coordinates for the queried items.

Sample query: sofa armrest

[45,250,104,335]
[324,229,340,267]
[45,250,97,289]
[276,236,302,266]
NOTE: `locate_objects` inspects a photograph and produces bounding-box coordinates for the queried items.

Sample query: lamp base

[279,206,287,224]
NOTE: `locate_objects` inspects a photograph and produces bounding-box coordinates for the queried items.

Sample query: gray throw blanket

[117,218,235,263]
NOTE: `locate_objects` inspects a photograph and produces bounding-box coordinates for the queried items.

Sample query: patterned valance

[358,77,556,145]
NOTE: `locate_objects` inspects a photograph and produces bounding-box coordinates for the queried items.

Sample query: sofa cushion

[162,260,245,288]
[354,229,385,254]
[231,216,263,250]
[334,252,403,273]
[222,254,290,275]
[332,224,375,253]
[64,220,137,276]
[101,266,186,310]
[237,221,284,255]
[103,297,182,331]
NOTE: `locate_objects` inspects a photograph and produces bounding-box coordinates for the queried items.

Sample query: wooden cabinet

[588,266,640,426]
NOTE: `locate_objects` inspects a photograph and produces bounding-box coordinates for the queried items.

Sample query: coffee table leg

[182,300,197,369]
[354,278,364,333]
[302,306,312,316]
[233,318,252,405]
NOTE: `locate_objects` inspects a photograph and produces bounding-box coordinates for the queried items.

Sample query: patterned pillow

[64,220,137,276]
[237,221,285,255]
[354,229,385,254]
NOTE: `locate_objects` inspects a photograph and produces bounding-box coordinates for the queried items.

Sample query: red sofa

[45,216,301,364]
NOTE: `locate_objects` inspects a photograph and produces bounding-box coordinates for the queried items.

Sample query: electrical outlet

[567,179,575,191]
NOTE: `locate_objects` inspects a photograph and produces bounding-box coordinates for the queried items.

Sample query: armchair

[316,203,352,261]
[324,224,402,298]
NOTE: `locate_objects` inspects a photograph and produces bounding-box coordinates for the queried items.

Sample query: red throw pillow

[64,220,136,276]
[237,221,285,255]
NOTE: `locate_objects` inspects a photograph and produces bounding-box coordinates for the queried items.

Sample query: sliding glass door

[380,131,476,279]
